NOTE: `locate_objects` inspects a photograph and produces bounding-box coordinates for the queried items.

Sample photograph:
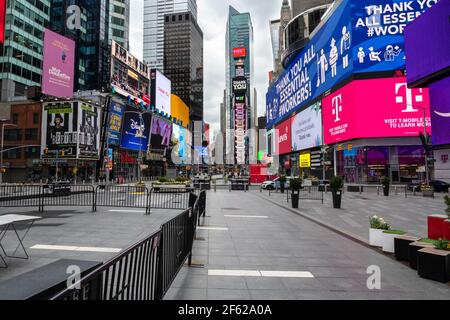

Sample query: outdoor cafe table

[0,214,42,268]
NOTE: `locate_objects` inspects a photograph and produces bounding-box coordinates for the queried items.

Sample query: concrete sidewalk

[165,190,450,300]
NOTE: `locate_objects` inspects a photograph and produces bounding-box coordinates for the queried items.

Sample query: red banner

[0,0,6,44]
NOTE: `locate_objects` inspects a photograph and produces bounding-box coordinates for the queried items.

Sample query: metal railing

[50,190,206,300]
[0,184,198,214]
[286,186,324,204]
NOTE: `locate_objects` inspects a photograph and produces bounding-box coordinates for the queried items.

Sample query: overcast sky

[129,0,282,133]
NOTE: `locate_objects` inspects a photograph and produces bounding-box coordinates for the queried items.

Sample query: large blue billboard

[352,0,438,74]
[120,105,151,152]
[266,0,438,129]
[107,101,124,146]
[266,0,353,129]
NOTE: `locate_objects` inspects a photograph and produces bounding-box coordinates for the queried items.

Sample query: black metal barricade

[149,187,193,211]
[41,185,96,212]
[95,185,151,214]
[50,230,162,300]
[286,186,324,204]
[50,190,206,300]
[0,184,42,209]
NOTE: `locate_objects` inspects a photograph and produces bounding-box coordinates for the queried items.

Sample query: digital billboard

[404,0,450,86]
[41,29,75,98]
[107,101,124,146]
[233,47,247,58]
[111,41,150,105]
[120,105,151,152]
[266,0,352,129]
[275,117,292,155]
[149,116,172,150]
[172,124,187,161]
[292,102,323,151]
[352,0,438,74]
[322,77,431,145]
[429,77,450,146]
[0,0,5,44]
[150,69,171,116]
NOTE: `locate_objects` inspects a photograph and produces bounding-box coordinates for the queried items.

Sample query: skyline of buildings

[143,0,197,72]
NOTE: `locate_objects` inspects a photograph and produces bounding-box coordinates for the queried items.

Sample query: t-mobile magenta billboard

[323,77,431,145]
[41,29,75,98]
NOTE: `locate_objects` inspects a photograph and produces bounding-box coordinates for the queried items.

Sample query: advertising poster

[149,116,172,150]
[352,0,438,74]
[41,102,78,159]
[41,29,75,98]
[171,124,188,163]
[292,102,323,151]
[322,77,431,144]
[150,69,172,116]
[108,101,124,146]
[120,105,151,152]
[429,78,450,146]
[111,41,150,104]
[266,0,352,129]
[78,103,100,160]
[275,117,292,155]
[0,0,5,44]
[300,153,312,168]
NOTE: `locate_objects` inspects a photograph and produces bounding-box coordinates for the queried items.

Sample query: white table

[0,214,42,268]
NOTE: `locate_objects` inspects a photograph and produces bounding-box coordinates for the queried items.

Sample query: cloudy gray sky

[129,0,282,133]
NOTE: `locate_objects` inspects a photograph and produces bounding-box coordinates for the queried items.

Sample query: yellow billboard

[300,153,311,168]
[170,94,189,128]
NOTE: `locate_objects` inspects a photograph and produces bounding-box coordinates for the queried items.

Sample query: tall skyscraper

[163,11,203,122]
[0,0,51,101]
[225,6,255,165]
[143,0,197,71]
[49,0,110,91]
[109,0,130,49]
[270,0,292,79]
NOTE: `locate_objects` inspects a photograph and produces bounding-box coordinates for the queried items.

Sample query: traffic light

[44,147,48,155]
[60,150,65,157]
[0,168,6,174]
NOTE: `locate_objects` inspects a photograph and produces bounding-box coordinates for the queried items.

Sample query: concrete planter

[382,231,407,253]
[369,228,384,247]
[417,248,450,283]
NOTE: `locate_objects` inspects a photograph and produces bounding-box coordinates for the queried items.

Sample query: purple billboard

[405,0,450,87]
[149,116,172,150]
[430,77,450,146]
[41,29,75,98]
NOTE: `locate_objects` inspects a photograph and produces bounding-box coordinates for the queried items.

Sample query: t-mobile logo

[332,94,343,122]
[395,83,423,113]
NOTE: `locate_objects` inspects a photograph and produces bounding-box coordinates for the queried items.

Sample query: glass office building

[0,0,50,101]
[164,11,203,122]
[109,0,130,50]
[143,0,197,71]
[50,0,110,91]
[225,6,255,165]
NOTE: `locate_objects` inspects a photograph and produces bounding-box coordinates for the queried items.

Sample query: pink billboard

[323,77,431,145]
[41,29,75,98]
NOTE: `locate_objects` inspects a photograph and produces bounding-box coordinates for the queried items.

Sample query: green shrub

[369,215,391,230]
[290,178,303,191]
[158,176,169,183]
[445,196,450,217]
[434,238,450,251]
[330,176,344,190]
[380,176,390,187]
[382,230,407,235]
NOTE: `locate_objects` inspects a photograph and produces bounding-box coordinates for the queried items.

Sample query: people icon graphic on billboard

[340,26,351,69]
[329,38,338,78]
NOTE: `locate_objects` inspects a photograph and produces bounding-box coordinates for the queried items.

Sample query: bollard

[244,184,247,192]
[359,185,362,195]
[377,186,380,196]
[214,183,217,192]
[395,186,398,196]
[229,184,231,192]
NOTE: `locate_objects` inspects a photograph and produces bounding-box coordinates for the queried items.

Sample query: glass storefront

[337,145,426,184]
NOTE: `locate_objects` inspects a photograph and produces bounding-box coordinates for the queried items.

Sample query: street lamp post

[1,122,18,184]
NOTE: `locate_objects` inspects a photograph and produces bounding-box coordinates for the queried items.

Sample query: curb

[251,192,400,259]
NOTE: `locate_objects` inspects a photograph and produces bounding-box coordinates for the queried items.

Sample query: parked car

[261,177,297,190]
[407,180,450,193]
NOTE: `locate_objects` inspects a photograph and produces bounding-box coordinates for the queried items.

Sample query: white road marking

[224,215,268,219]
[208,269,314,278]
[30,244,122,253]
[197,227,229,231]
[259,271,314,278]
[108,210,146,213]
